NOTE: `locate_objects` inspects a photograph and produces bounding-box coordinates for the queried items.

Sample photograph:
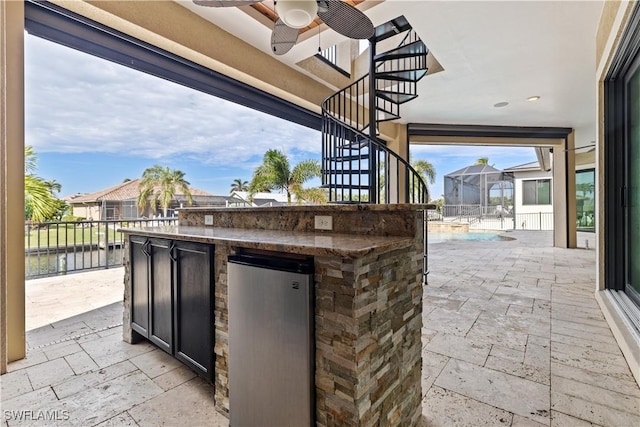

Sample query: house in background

[230,191,293,207]
[65,179,246,220]
[503,161,554,230]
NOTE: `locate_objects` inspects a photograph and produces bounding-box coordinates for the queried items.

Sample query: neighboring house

[65,179,246,220]
[230,191,293,207]
[503,161,554,215]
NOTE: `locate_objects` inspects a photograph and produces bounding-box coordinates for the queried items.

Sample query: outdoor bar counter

[120,204,427,426]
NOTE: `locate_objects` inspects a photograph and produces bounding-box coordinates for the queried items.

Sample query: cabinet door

[149,238,173,354]
[130,236,150,338]
[173,241,214,380]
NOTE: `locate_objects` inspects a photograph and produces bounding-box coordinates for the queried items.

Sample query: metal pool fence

[25,218,177,279]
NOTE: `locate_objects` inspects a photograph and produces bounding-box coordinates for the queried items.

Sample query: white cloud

[25,34,321,168]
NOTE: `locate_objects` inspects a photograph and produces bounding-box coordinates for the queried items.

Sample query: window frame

[521,179,552,206]
[604,3,640,293]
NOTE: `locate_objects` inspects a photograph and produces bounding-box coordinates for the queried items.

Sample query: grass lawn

[25,223,122,248]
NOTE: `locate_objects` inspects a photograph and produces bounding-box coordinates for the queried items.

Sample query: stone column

[1,0,26,372]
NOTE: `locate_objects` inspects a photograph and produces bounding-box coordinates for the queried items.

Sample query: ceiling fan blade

[193,0,262,7]
[271,19,299,55]
[317,0,374,40]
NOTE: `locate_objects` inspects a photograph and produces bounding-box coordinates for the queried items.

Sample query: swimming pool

[427,232,514,244]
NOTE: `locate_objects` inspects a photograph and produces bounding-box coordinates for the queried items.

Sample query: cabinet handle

[169,243,177,262]
[142,241,151,257]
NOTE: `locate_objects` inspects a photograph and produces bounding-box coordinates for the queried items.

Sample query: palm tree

[24,146,59,222]
[411,159,436,201]
[230,178,249,193]
[475,156,489,165]
[249,149,323,205]
[137,165,194,217]
[45,179,62,194]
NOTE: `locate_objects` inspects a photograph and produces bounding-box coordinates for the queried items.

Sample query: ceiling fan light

[275,0,318,29]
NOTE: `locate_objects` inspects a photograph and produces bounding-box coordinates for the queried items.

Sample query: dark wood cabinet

[130,235,150,338]
[173,240,214,380]
[129,236,214,381]
[149,238,173,354]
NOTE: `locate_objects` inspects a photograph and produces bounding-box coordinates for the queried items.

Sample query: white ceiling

[178,0,604,148]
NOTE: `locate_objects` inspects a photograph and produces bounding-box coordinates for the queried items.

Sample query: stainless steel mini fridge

[227,253,314,427]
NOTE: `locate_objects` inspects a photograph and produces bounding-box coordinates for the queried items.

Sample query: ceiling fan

[193,1,375,55]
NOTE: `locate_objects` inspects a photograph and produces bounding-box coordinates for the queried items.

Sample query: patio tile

[421,350,449,398]
[4,349,47,373]
[550,411,598,427]
[42,340,83,360]
[551,375,640,416]
[551,391,640,427]
[51,371,163,426]
[65,351,99,375]
[465,321,528,351]
[457,298,510,316]
[27,321,94,350]
[435,359,550,425]
[550,310,608,328]
[524,341,550,370]
[152,365,197,391]
[551,349,635,380]
[495,285,550,301]
[512,415,548,427]
[490,345,525,363]
[551,341,628,368]
[489,292,535,308]
[0,370,33,401]
[423,308,480,336]
[53,360,138,399]
[79,331,154,368]
[423,296,466,311]
[425,333,491,366]
[550,332,622,355]
[129,349,183,379]
[25,357,75,390]
[2,387,59,426]
[94,411,138,427]
[551,319,615,338]
[128,378,226,427]
[422,386,513,426]
[551,324,618,346]
[484,355,550,385]
[551,362,640,398]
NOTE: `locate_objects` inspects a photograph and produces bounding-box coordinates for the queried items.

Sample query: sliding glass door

[627,58,640,304]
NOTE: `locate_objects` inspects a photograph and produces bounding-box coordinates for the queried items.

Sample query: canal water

[26,247,124,279]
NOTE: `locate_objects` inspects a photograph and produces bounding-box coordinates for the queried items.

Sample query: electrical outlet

[314,215,333,231]
[204,215,214,225]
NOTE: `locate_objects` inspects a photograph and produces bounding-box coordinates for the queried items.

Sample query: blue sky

[26,34,536,200]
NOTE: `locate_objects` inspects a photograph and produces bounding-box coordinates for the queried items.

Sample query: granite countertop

[119,226,415,257]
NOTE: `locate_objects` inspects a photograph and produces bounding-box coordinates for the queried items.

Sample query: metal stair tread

[328,154,370,161]
[374,40,428,62]
[373,16,411,42]
[375,69,428,82]
[376,90,418,105]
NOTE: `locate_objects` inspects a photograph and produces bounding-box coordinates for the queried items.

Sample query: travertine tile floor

[2,231,639,426]
[422,231,640,427]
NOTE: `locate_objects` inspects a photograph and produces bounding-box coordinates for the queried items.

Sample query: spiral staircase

[321,16,430,204]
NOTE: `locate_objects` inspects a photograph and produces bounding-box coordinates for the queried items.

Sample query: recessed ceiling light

[494,101,509,108]
[527,96,541,102]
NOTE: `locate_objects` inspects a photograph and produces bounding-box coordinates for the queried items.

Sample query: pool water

[427,232,513,244]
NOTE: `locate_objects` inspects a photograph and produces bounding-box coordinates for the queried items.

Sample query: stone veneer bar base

[122,205,426,426]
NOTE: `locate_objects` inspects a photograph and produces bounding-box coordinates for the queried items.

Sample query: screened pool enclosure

[443,164,514,217]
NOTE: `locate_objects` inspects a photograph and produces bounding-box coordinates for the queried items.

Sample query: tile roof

[65,178,214,203]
